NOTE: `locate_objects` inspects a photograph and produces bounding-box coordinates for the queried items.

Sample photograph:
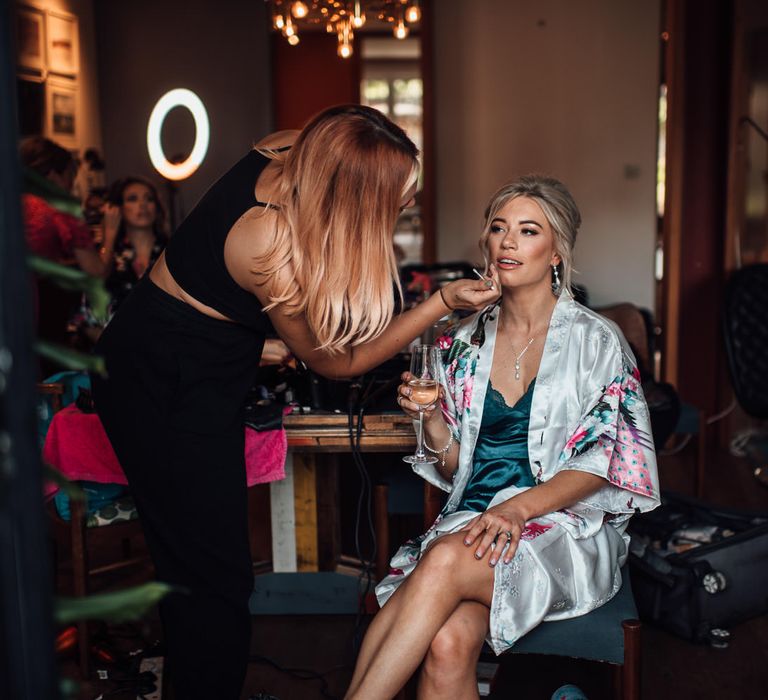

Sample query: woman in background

[73,176,168,344]
[346,175,660,699]
[101,176,167,312]
[20,137,116,374]
[20,136,115,277]
[93,105,499,700]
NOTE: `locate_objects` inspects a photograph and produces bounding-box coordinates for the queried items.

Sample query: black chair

[723,263,768,419]
[722,263,768,480]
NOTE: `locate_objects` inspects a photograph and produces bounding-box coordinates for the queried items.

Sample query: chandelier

[267,1,422,58]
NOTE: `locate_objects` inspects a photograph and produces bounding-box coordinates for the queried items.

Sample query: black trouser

[94,278,263,699]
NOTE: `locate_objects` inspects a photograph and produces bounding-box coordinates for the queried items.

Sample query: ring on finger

[504,530,513,541]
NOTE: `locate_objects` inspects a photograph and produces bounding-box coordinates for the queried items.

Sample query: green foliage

[42,463,84,501]
[55,582,176,625]
[35,340,106,375]
[22,167,82,218]
[24,162,169,688]
[59,677,78,700]
[28,255,110,322]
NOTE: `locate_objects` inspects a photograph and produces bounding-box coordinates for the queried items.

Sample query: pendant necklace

[512,337,536,380]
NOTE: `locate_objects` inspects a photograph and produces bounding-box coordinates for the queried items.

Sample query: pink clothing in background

[43,405,286,497]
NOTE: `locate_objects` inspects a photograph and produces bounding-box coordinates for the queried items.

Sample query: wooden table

[253,412,447,615]
[271,412,419,572]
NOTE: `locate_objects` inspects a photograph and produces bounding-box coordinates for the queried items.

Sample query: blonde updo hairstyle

[479,175,581,295]
[255,104,419,353]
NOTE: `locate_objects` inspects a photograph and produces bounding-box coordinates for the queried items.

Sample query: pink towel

[43,405,286,497]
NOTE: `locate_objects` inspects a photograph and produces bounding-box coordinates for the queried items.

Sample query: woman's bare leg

[345,533,495,700]
[417,601,489,700]
[345,578,409,693]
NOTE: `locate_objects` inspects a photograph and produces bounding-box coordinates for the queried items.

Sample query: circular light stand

[147,88,209,181]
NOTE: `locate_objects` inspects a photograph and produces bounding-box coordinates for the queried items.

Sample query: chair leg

[374,484,390,582]
[620,619,642,700]
[70,495,90,679]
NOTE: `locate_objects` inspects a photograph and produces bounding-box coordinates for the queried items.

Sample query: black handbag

[628,491,768,644]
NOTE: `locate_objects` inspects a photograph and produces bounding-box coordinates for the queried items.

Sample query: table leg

[270,452,298,572]
[293,453,319,572]
[269,451,320,572]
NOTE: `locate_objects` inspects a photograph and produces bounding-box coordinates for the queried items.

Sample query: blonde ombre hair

[255,105,419,353]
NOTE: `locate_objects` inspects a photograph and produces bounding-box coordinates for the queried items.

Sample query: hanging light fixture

[405,1,420,24]
[267,0,421,59]
[351,0,366,28]
[291,1,309,18]
[393,11,409,40]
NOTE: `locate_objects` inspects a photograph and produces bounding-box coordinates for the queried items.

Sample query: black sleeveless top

[164,150,274,330]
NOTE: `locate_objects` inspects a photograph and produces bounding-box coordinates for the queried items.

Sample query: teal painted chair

[506,572,641,700]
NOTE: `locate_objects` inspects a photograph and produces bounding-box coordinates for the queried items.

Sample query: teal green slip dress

[456,378,536,513]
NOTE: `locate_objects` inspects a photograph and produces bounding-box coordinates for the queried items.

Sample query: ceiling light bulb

[352,1,366,28]
[338,41,353,58]
[394,19,409,39]
[288,34,300,45]
[291,1,308,19]
[273,13,285,29]
[405,4,421,23]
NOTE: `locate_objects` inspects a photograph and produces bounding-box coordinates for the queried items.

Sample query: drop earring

[551,264,561,296]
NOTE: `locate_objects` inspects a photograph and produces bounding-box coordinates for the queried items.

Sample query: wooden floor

[59,444,768,700]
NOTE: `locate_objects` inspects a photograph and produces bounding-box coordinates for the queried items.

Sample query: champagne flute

[403,344,440,465]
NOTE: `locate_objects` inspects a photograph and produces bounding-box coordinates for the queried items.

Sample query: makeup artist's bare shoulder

[254,130,299,151]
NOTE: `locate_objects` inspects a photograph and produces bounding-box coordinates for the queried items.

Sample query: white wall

[434,0,660,309]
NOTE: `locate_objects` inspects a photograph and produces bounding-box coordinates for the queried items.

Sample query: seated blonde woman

[345,175,660,700]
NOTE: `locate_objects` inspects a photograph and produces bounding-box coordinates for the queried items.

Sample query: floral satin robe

[375,290,661,654]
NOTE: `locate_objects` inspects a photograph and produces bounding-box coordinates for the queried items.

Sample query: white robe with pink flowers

[375,291,661,654]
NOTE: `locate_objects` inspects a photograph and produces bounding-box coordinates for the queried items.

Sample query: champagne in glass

[403,344,440,465]
[408,378,439,407]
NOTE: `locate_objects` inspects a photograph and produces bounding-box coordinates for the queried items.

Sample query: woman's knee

[420,534,466,574]
[425,614,484,674]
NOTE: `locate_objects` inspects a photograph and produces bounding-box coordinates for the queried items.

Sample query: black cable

[248,654,347,700]
[346,379,379,657]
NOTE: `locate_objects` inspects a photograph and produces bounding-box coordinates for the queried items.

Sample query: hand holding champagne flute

[401,344,441,465]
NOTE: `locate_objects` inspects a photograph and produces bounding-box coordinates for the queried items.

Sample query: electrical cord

[347,377,380,656]
[248,654,347,700]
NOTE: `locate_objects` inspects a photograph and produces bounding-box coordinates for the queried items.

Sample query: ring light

[147,88,209,180]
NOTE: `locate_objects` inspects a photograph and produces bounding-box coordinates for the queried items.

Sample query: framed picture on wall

[46,10,79,76]
[45,77,78,148]
[15,5,45,73]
